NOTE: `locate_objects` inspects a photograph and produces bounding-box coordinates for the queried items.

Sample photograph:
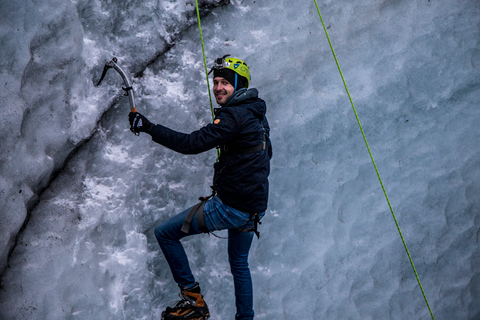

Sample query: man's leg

[155,206,203,288]
[228,229,255,320]
[156,196,260,319]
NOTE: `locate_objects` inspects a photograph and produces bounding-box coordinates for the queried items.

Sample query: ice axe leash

[96,57,139,134]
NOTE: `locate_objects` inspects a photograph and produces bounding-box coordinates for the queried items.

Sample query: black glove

[129,112,154,135]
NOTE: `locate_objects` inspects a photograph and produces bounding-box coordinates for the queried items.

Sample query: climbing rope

[194,0,214,121]
[194,0,220,158]
[312,1,435,319]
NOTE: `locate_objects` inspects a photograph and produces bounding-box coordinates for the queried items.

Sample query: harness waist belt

[220,142,267,154]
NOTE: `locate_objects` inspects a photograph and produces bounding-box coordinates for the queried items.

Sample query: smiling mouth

[215,92,226,99]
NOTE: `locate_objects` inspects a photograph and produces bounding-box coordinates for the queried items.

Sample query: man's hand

[129,112,154,134]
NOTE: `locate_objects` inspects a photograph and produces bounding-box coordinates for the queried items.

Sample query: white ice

[0,0,479,319]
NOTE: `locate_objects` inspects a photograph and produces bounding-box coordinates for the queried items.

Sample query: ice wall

[1,0,480,319]
[0,0,227,277]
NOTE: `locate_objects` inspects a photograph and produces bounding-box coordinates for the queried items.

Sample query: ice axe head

[96,57,137,113]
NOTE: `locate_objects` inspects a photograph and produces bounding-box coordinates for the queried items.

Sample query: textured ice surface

[0,0,226,278]
[1,0,480,319]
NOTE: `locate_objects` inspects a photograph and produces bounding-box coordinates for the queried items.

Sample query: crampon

[161,283,210,320]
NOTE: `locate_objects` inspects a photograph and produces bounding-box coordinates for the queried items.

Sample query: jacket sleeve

[148,109,240,154]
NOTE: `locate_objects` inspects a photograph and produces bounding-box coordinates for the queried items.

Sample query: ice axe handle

[121,85,137,113]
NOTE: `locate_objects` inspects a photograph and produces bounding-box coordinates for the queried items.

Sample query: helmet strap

[234,73,238,93]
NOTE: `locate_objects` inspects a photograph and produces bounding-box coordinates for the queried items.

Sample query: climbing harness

[312,1,435,319]
[181,187,262,239]
[181,187,216,235]
[219,141,265,155]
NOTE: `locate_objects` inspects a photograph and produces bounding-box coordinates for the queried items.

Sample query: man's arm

[132,110,240,155]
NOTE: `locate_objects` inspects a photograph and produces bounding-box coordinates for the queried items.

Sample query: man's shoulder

[225,88,260,106]
[218,88,266,121]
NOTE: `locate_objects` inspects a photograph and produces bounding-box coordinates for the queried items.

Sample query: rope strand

[194,0,220,159]
[312,1,435,319]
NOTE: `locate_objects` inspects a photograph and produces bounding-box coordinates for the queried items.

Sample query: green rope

[312,1,435,319]
[194,0,214,120]
[194,0,220,159]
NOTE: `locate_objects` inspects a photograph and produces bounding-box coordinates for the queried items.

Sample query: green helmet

[209,54,251,88]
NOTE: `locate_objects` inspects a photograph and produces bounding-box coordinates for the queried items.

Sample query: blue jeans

[155,196,264,320]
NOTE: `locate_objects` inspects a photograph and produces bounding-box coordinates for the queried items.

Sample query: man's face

[213,76,235,105]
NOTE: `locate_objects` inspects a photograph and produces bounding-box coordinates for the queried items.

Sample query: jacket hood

[222,88,265,119]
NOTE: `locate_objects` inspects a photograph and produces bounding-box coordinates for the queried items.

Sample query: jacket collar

[222,88,258,107]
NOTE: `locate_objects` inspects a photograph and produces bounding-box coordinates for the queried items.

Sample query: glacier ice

[0,0,227,277]
[1,0,480,319]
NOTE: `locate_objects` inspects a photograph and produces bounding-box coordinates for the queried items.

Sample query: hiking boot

[161,283,210,320]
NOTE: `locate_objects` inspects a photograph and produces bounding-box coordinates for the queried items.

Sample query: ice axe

[96,57,139,134]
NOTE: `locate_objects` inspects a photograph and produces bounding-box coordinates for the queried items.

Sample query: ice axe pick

[96,57,137,113]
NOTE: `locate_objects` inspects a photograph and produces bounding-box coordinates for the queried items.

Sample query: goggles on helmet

[208,54,231,75]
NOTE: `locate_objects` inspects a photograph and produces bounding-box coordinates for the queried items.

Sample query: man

[129,55,272,320]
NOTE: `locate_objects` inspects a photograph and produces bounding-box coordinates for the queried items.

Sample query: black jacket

[148,88,272,213]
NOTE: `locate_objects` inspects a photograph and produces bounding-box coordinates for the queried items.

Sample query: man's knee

[155,223,168,242]
[155,218,185,244]
[229,255,250,273]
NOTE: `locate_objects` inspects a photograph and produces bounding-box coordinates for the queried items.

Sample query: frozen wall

[0,0,227,278]
[1,0,479,319]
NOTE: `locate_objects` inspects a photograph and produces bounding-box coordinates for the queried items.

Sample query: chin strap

[234,73,238,93]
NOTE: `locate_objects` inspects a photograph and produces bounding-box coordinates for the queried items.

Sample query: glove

[129,112,154,135]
